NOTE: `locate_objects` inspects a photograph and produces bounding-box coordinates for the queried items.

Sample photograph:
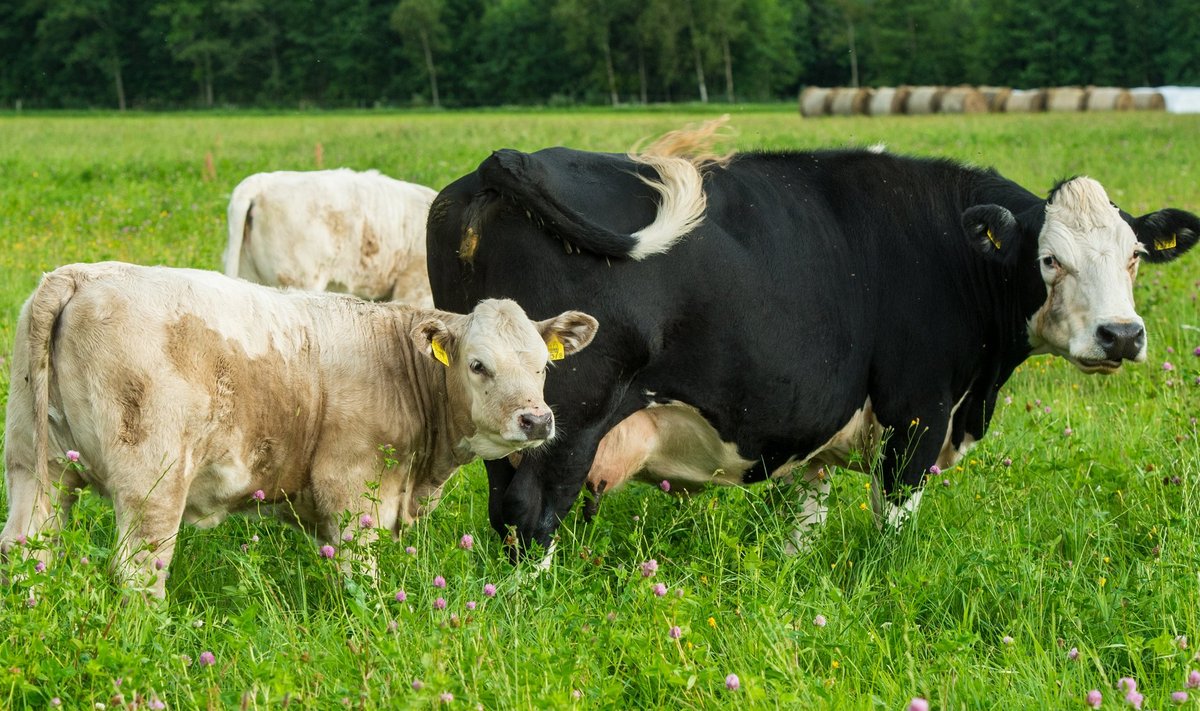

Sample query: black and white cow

[426,128,1199,558]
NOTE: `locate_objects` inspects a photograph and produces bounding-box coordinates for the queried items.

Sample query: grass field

[1,107,1198,710]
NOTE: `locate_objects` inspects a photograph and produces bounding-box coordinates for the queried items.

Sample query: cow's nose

[517,412,553,440]
[1096,322,1145,361]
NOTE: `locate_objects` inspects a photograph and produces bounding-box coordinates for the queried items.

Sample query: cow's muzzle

[517,412,553,441]
[506,408,554,445]
[1095,321,1145,362]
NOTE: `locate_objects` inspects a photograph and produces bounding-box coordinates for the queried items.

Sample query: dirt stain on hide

[459,227,479,264]
[361,222,381,262]
[323,208,351,243]
[115,371,148,446]
[163,314,325,499]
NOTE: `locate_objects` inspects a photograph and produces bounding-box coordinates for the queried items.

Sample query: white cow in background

[225,169,438,305]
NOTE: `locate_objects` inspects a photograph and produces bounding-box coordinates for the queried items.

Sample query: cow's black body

[426,147,1195,551]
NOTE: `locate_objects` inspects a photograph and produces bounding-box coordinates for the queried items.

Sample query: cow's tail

[223,181,254,276]
[480,116,733,261]
[26,268,79,510]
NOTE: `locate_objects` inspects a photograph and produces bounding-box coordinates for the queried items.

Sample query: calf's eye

[470,360,487,375]
[1041,255,1058,269]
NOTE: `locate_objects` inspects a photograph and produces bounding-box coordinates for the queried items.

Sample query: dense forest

[2,0,1196,110]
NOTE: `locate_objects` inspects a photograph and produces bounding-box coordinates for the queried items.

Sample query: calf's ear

[961,204,1022,266]
[536,311,599,359]
[411,317,457,366]
[1131,208,1200,264]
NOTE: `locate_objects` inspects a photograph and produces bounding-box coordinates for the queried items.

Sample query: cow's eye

[469,359,488,376]
[1041,255,1058,269]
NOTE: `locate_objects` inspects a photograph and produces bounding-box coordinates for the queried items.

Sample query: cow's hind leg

[781,465,831,555]
[2,454,85,569]
[109,457,190,599]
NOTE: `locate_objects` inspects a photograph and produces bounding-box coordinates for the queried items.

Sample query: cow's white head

[412,299,598,458]
[963,177,1198,373]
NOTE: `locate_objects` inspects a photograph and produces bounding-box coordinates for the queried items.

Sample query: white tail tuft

[626,116,736,260]
[628,155,709,260]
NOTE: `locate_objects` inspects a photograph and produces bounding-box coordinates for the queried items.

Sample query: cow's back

[235,169,437,304]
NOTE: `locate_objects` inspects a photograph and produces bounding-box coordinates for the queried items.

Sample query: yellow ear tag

[546,335,565,361]
[986,228,1001,249]
[431,339,450,367]
[1154,234,1177,251]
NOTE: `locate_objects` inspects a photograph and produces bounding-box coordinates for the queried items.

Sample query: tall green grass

[1,109,1198,709]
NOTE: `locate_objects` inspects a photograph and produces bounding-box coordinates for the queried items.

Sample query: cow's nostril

[517,412,553,440]
[1095,322,1145,361]
[1096,324,1117,349]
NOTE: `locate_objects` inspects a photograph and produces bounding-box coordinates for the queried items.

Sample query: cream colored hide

[1,263,597,597]
[225,169,438,305]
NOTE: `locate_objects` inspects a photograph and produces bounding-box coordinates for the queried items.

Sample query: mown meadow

[0,107,1198,709]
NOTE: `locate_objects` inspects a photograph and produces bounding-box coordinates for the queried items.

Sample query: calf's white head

[964,176,1198,373]
[412,299,598,458]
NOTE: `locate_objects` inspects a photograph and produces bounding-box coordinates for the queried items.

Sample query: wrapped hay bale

[868,86,911,115]
[978,86,1012,112]
[905,86,946,115]
[1046,87,1086,112]
[829,87,873,115]
[1130,89,1166,111]
[1085,87,1133,111]
[1003,88,1047,112]
[939,86,988,114]
[800,87,834,117]
[1157,86,1200,112]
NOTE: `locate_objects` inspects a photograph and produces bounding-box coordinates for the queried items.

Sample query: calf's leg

[109,458,190,599]
[2,452,85,568]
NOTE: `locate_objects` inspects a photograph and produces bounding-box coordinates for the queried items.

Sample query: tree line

[2,0,1196,110]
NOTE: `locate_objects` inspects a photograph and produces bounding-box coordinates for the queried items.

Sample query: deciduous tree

[391,0,447,107]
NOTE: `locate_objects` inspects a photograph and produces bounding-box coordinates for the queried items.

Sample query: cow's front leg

[313,470,384,580]
[484,457,518,542]
[500,425,610,565]
[781,464,832,555]
[870,411,949,532]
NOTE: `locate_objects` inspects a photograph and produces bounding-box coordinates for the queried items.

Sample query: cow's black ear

[1131,208,1200,264]
[962,204,1021,265]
